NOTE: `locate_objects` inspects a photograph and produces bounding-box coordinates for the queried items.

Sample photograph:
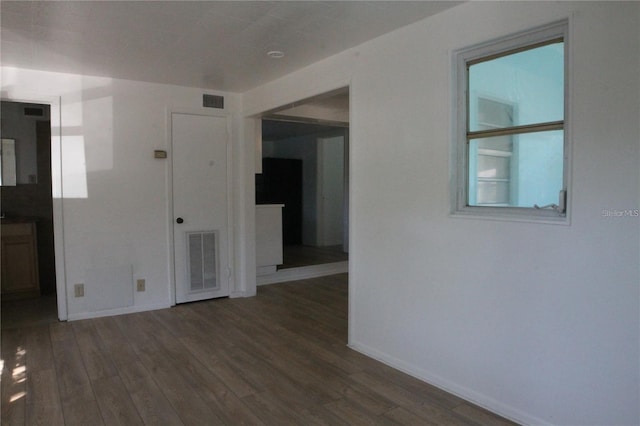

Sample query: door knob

[176,217,184,224]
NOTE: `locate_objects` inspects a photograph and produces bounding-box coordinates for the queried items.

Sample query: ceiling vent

[203,94,224,109]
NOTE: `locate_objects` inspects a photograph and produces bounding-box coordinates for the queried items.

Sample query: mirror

[0,101,49,185]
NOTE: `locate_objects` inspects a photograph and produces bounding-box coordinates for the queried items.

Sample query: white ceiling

[0,1,461,92]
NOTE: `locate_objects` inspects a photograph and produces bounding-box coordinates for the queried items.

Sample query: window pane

[511,130,564,208]
[477,181,510,205]
[469,136,513,206]
[469,42,564,131]
[469,130,563,208]
[478,153,510,179]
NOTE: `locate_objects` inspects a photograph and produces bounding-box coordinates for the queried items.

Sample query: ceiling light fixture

[267,50,285,59]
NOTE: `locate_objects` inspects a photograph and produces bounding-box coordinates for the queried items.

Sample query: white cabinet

[256,204,284,275]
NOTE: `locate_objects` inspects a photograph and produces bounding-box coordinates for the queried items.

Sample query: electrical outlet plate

[136,279,145,292]
[74,283,84,297]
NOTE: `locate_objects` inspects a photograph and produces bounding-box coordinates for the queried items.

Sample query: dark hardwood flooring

[1,295,58,330]
[280,245,349,269]
[1,274,516,425]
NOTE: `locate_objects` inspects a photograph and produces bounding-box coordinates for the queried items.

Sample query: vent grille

[24,107,44,117]
[187,231,218,292]
[203,94,224,109]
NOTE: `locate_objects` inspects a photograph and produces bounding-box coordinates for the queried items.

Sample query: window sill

[450,207,570,225]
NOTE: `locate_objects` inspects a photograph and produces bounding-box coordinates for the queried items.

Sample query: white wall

[0,67,243,319]
[243,2,640,424]
[318,135,345,246]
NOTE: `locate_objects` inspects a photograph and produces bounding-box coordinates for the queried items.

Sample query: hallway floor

[280,244,348,269]
[1,294,58,330]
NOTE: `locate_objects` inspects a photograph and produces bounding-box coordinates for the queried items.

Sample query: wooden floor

[1,274,516,425]
[1,295,58,330]
[280,245,349,269]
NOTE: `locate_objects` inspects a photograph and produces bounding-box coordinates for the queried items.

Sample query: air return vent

[203,94,224,109]
[187,231,218,292]
[24,107,44,117]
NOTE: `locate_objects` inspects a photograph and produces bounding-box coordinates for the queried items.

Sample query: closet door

[172,112,229,303]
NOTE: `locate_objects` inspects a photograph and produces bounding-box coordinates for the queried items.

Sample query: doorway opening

[255,88,349,282]
[1,100,58,328]
[259,121,348,269]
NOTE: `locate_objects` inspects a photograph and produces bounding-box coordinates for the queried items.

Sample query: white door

[172,112,229,303]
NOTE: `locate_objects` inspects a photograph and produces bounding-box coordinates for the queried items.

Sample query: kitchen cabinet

[1,220,40,299]
[256,204,284,275]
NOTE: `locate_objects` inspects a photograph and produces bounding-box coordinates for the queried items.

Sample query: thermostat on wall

[154,150,167,159]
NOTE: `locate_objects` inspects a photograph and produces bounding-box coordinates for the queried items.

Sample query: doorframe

[1,95,68,320]
[249,84,351,279]
[166,108,234,305]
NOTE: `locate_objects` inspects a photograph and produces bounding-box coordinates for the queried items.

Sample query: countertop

[1,217,40,224]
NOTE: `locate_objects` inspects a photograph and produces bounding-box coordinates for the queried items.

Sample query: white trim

[225,113,235,295]
[67,303,171,321]
[165,108,176,305]
[346,84,355,348]
[449,209,570,226]
[257,261,348,286]
[348,340,550,426]
[237,117,259,298]
[52,96,68,320]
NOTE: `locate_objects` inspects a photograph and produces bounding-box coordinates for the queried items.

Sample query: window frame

[452,21,570,223]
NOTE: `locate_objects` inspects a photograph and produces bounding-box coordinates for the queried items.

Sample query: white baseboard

[257,261,348,286]
[257,265,277,276]
[67,303,172,321]
[348,340,549,426]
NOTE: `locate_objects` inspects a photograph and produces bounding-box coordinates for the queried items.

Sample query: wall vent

[203,94,224,109]
[187,231,219,292]
[24,107,44,117]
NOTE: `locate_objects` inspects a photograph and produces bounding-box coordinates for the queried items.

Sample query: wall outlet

[74,283,84,298]
[136,279,145,292]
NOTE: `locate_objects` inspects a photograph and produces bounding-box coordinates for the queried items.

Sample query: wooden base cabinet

[1,221,40,299]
